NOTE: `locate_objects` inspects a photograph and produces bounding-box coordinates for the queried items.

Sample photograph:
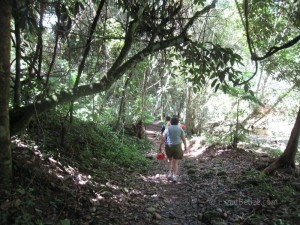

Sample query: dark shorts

[165,143,183,160]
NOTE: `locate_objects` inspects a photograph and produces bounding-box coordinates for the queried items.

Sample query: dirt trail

[140,122,201,225]
[119,122,300,225]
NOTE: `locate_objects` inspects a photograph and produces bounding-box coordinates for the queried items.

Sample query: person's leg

[167,157,173,179]
[171,159,180,182]
[165,145,174,179]
[168,158,173,171]
[172,159,179,176]
[172,144,183,182]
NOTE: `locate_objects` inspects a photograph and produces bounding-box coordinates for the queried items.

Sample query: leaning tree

[236,0,300,173]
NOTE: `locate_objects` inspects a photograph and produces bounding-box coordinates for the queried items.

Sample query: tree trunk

[263,106,300,174]
[232,99,240,148]
[140,68,149,119]
[12,0,21,108]
[160,67,171,119]
[37,3,45,82]
[115,76,131,128]
[185,87,193,134]
[177,91,185,119]
[159,72,164,120]
[45,14,61,92]
[0,0,12,190]
[73,0,105,89]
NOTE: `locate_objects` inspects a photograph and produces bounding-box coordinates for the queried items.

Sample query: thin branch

[107,2,148,77]
[182,0,218,34]
[237,60,258,85]
[73,0,106,88]
[234,0,245,30]
[244,0,254,56]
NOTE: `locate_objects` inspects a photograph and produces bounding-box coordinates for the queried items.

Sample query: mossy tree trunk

[0,0,12,190]
[264,106,300,174]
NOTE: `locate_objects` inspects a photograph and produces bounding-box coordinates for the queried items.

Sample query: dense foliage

[0,1,299,223]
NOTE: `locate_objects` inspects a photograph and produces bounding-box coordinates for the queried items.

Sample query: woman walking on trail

[158,116,187,182]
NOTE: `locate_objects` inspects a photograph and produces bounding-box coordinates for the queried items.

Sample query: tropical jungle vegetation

[0,0,299,224]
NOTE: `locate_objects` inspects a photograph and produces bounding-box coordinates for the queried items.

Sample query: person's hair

[165,116,171,121]
[171,117,179,125]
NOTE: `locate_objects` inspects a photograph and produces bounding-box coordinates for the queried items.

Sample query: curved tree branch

[236,60,258,85]
[243,0,300,62]
[251,34,300,61]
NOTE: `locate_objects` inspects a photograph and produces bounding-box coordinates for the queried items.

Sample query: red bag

[180,123,185,130]
[156,153,165,160]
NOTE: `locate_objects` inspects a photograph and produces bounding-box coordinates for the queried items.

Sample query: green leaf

[193,0,205,6]
[244,84,249,92]
[230,57,235,66]
[211,79,218,88]
[221,85,228,94]
[218,72,225,82]
[60,219,71,225]
[224,54,229,64]
[214,83,220,92]
[193,87,198,93]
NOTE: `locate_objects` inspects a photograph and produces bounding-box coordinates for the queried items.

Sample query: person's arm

[181,136,187,152]
[160,125,165,135]
[158,135,166,152]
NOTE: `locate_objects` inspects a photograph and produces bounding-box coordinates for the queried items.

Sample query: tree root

[263,157,295,174]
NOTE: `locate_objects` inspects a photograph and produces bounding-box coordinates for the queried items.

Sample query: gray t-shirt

[164,125,185,145]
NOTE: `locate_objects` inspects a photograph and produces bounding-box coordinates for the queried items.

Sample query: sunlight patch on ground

[185,136,207,158]
[215,149,231,156]
[75,174,92,185]
[90,193,105,203]
[187,146,207,157]
[106,181,121,190]
[140,173,175,184]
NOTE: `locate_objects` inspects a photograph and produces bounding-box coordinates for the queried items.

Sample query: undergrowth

[29,112,151,175]
[1,112,153,224]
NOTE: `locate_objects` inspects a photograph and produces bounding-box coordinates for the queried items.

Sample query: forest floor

[2,122,300,225]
